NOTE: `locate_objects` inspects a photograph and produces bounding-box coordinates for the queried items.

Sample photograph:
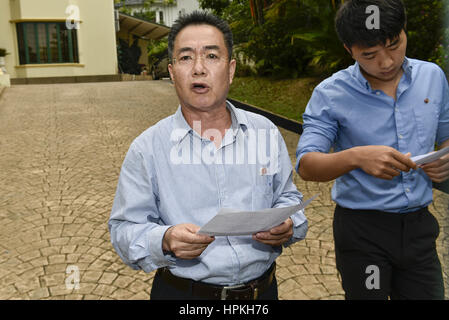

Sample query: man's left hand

[253,218,293,247]
[420,154,449,183]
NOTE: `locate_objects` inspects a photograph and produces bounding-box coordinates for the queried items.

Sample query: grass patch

[229,76,323,122]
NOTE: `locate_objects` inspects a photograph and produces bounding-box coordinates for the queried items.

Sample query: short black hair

[335,0,407,49]
[168,10,233,62]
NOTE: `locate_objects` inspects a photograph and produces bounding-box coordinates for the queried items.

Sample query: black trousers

[150,271,278,300]
[333,205,444,300]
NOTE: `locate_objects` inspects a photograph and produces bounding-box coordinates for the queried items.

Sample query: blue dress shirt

[296,58,449,213]
[109,101,308,285]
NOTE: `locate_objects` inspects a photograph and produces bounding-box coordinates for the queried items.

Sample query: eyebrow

[362,50,378,57]
[176,47,194,55]
[176,45,221,55]
[361,38,400,56]
[204,45,221,51]
[386,38,400,48]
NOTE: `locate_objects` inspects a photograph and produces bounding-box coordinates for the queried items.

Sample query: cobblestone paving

[0,81,447,300]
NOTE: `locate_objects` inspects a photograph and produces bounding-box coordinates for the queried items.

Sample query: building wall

[124,0,201,27]
[0,0,118,79]
[154,0,200,27]
[0,1,18,77]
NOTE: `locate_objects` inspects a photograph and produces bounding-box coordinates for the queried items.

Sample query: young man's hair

[335,0,407,49]
[168,10,233,62]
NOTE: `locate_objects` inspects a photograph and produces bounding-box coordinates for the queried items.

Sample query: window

[16,22,79,64]
[159,11,164,25]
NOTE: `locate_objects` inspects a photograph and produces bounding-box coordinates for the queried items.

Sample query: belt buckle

[220,284,246,300]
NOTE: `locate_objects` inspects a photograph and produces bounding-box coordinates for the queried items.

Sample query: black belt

[156,263,276,300]
[336,204,429,215]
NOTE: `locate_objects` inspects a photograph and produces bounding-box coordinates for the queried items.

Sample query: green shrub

[0,48,9,57]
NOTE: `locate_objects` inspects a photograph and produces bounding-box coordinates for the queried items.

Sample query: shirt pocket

[252,173,274,211]
[412,102,439,149]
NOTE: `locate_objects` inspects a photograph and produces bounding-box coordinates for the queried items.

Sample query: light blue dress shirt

[296,58,449,213]
[109,101,308,285]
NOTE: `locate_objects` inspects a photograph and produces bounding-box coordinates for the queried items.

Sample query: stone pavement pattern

[0,81,447,300]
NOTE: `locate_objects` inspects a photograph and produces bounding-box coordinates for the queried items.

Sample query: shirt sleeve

[295,86,339,172]
[108,141,175,273]
[436,68,449,146]
[270,125,308,247]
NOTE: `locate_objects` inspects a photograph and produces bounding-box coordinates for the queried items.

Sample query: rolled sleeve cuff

[137,225,176,273]
[437,126,449,146]
[283,210,308,247]
[295,146,328,172]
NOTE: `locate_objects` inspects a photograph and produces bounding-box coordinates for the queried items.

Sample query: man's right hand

[162,224,215,260]
[355,145,417,180]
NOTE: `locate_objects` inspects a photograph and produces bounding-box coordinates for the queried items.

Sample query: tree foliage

[116,0,156,22]
[200,0,449,78]
[404,0,448,74]
[147,38,168,67]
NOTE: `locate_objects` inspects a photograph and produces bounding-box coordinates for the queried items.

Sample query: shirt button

[406,188,410,193]
[395,107,399,112]
[399,134,403,139]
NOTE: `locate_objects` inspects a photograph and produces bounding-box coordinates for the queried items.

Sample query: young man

[296,0,448,299]
[109,11,308,300]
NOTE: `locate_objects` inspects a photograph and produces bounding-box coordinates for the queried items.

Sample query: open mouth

[191,83,210,93]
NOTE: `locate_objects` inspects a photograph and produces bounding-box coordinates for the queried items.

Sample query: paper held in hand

[411,146,449,165]
[197,193,319,236]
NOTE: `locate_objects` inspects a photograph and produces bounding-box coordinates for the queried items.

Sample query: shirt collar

[172,106,193,145]
[352,57,413,91]
[402,57,413,80]
[171,100,249,145]
[226,100,249,134]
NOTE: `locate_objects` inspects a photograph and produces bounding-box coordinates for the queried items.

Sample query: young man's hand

[299,145,416,182]
[420,154,449,183]
[355,145,417,180]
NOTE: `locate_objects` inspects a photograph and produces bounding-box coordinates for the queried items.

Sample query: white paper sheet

[197,193,319,236]
[411,146,449,165]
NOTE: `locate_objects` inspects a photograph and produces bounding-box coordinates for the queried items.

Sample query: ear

[228,59,237,85]
[168,63,174,82]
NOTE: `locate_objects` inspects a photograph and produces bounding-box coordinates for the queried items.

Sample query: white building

[116,0,201,27]
[1,0,119,82]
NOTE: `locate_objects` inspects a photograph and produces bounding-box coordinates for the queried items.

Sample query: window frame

[16,21,79,65]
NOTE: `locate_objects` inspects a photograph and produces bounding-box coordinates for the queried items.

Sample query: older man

[108,11,308,300]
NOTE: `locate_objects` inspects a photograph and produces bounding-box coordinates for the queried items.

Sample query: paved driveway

[0,81,447,299]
